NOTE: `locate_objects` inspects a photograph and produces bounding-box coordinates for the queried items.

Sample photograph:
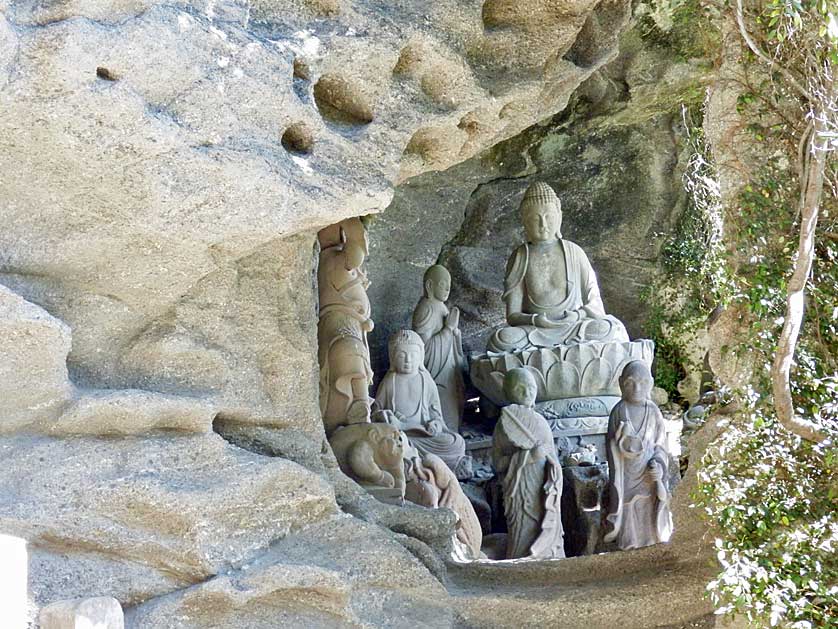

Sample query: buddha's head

[619,360,654,403]
[520,182,562,243]
[423,264,451,302]
[503,367,538,407]
[389,329,425,375]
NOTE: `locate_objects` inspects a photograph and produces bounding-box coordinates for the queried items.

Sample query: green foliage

[698,405,838,628]
[642,106,732,397]
[700,0,838,616]
[635,0,721,60]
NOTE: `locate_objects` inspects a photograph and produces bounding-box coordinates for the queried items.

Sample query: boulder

[0,434,338,606]
[0,284,74,433]
[126,517,454,629]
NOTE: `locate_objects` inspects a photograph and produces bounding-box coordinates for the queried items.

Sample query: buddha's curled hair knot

[520,182,561,213]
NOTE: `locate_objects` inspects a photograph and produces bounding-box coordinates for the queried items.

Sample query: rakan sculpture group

[317,183,675,562]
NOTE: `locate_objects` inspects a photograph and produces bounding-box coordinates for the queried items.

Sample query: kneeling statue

[488,182,629,354]
[493,368,565,559]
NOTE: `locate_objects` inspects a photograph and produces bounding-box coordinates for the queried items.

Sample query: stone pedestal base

[470,339,655,406]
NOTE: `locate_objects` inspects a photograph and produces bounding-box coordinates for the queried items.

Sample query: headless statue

[375,330,472,480]
[492,368,565,559]
[412,264,467,432]
[604,360,673,550]
[488,182,629,354]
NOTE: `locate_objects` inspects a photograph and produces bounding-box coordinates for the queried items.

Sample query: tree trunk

[771,115,829,444]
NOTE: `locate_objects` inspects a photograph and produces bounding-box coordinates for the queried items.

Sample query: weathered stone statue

[329,422,406,498]
[604,360,673,550]
[403,442,482,559]
[487,182,629,354]
[374,330,471,479]
[318,218,374,434]
[492,368,565,559]
[411,264,466,432]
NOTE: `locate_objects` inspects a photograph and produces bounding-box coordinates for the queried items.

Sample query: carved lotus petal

[524,366,548,399]
[581,357,613,396]
[501,353,523,371]
[546,362,580,399]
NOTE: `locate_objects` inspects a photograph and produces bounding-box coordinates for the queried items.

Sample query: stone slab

[39,597,124,629]
[0,534,27,629]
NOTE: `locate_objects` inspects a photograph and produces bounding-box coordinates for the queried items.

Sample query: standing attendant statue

[493,368,565,559]
[317,218,374,433]
[604,360,673,550]
[412,264,467,432]
[374,330,472,479]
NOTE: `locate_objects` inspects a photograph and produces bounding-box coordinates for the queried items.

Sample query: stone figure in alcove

[487,181,629,354]
[492,368,565,559]
[402,440,482,559]
[604,360,673,550]
[317,218,374,434]
[411,264,467,432]
[374,330,472,480]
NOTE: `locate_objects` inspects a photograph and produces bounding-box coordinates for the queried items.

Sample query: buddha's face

[620,365,653,403]
[393,344,423,375]
[426,273,450,302]
[522,203,561,243]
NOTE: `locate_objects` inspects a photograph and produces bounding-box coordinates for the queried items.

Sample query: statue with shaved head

[604,360,673,550]
[412,264,467,432]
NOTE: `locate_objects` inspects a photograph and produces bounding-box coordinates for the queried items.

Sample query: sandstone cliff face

[0,0,645,625]
[0,0,630,434]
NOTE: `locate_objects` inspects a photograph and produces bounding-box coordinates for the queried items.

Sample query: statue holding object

[412,264,467,432]
[492,368,565,560]
[604,360,673,550]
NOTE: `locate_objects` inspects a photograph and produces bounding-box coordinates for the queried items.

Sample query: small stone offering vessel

[604,360,673,550]
[492,368,565,559]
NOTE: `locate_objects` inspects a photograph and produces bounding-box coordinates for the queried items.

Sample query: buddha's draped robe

[604,400,673,550]
[412,297,466,431]
[375,367,467,475]
[488,239,629,353]
[493,405,565,560]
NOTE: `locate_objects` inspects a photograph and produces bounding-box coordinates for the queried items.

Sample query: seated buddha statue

[374,330,472,480]
[487,182,629,354]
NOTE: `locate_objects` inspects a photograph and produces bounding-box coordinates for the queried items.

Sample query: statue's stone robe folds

[604,400,673,550]
[488,240,629,353]
[493,405,565,560]
[375,368,467,475]
[412,297,465,431]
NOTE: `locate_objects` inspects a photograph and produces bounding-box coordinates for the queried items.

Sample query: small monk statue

[492,368,565,559]
[374,330,472,479]
[604,360,673,550]
[412,264,467,432]
[317,218,375,433]
[487,182,629,354]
